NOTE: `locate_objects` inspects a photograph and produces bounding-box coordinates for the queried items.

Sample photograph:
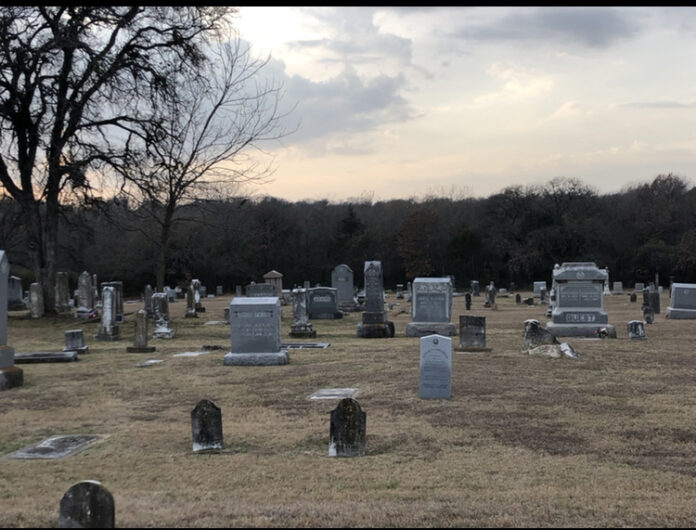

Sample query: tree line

[2,174,694,297]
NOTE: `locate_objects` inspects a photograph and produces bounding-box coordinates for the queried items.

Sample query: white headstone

[418,334,451,399]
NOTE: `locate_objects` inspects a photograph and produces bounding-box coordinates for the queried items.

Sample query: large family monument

[356,261,394,338]
[666,283,696,319]
[406,277,456,337]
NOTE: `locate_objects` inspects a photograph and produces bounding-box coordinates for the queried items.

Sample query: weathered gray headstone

[151,293,174,339]
[309,388,357,400]
[0,252,22,390]
[307,287,342,319]
[100,281,123,323]
[329,398,366,457]
[395,284,404,299]
[59,480,114,528]
[29,282,44,318]
[533,281,547,298]
[4,434,102,460]
[515,293,522,304]
[235,285,242,297]
[331,264,358,311]
[523,319,559,351]
[643,305,655,324]
[613,281,623,295]
[143,284,153,317]
[634,282,645,292]
[666,283,696,319]
[356,261,394,338]
[470,280,480,296]
[94,286,119,341]
[55,272,71,312]
[649,290,661,315]
[246,283,275,297]
[406,277,456,337]
[127,309,155,353]
[216,285,223,296]
[191,399,223,452]
[185,284,198,318]
[75,271,94,319]
[14,351,78,363]
[457,315,488,351]
[630,292,637,303]
[627,320,646,339]
[223,297,288,365]
[465,292,472,310]
[191,279,205,312]
[262,270,283,298]
[545,262,616,338]
[64,330,88,355]
[419,335,451,399]
[289,288,315,338]
[8,275,24,311]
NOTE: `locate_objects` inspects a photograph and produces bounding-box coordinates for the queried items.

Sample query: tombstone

[245,283,275,297]
[457,315,488,351]
[100,281,123,323]
[0,251,23,390]
[307,287,343,319]
[666,283,696,319]
[55,272,71,312]
[58,480,114,528]
[515,293,522,304]
[395,284,404,299]
[509,282,516,293]
[185,285,198,318]
[200,285,207,299]
[539,287,547,304]
[630,293,637,303]
[488,283,497,308]
[223,297,288,365]
[163,286,175,302]
[303,280,311,290]
[64,330,88,355]
[328,397,366,457]
[216,285,223,296]
[465,292,472,310]
[7,275,25,311]
[91,273,100,307]
[533,281,547,298]
[419,335,451,398]
[143,284,153,317]
[406,281,412,302]
[127,309,156,353]
[190,399,223,452]
[151,293,174,339]
[235,285,242,297]
[356,261,394,338]
[649,290,660,315]
[289,288,316,338]
[29,282,44,318]
[612,281,623,295]
[191,279,205,312]
[94,286,119,341]
[523,319,559,351]
[643,305,655,324]
[470,280,480,296]
[627,320,646,339]
[262,270,284,299]
[634,282,645,293]
[406,277,456,337]
[545,262,616,338]
[524,297,535,305]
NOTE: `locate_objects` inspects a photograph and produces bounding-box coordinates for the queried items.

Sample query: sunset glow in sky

[233,6,696,202]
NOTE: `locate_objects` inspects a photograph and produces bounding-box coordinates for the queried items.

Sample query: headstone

[165,286,176,302]
[185,284,198,318]
[58,480,114,528]
[151,293,174,339]
[328,398,366,457]
[0,252,22,390]
[223,297,288,365]
[100,281,123,323]
[356,261,394,338]
[262,270,283,298]
[523,319,559,351]
[303,280,311,290]
[235,285,242,297]
[627,320,646,339]
[395,284,404,299]
[289,288,316,338]
[307,287,343,319]
[509,282,516,293]
[515,293,522,304]
[92,273,99,307]
[309,388,357,400]
[216,285,223,296]
[29,282,44,318]
[143,284,153,317]
[419,335,451,399]
[245,283,275,297]
[649,290,660,315]
[64,330,88,355]
[55,272,71,312]
[191,279,205,312]
[666,283,696,319]
[465,292,472,310]
[127,309,155,353]
[613,281,623,295]
[457,315,489,351]
[331,264,358,311]
[643,305,655,324]
[539,287,547,304]
[630,293,637,303]
[7,275,25,311]
[94,286,119,341]
[545,262,616,338]
[634,282,645,292]
[406,277,456,337]
[533,281,547,298]
[470,280,480,296]
[191,399,223,452]
[75,271,94,319]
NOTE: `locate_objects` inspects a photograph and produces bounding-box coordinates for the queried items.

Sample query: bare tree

[0,6,234,312]
[114,37,293,290]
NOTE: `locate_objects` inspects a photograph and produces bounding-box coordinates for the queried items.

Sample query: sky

[232,6,696,203]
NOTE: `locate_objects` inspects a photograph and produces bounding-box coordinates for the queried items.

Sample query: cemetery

[3,274,696,527]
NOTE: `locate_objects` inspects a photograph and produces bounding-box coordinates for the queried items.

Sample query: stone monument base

[309,312,343,320]
[14,351,78,363]
[94,332,120,341]
[289,324,316,338]
[356,321,395,338]
[127,346,157,353]
[665,306,696,319]
[405,322,457,338]
[0,365,23,390]
[223,351,289,366]
[64,346,89,355]
[195,305,206,313]
[546,322,616,338]
[153,329,174,339]
[185,312,198,318]
[455,346,492,353]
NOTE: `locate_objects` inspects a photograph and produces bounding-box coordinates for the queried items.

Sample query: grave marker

[64,330,88,355]
[456,315,490,352]
[223,297,288,365]
[356,261,394,338]
[151,293,174,339]
[307,287,343,319]
[29,282,44,318]
[127,310,155,353]
[0,251,22,390]
[331,264,359,311]
[191,399,223,452]
[289,288,316,338]
[329,398,366,457]
[666,283,696,319]
[406,277,456,337]
[58,480,114,528]
[419,335,451,399]
[94,286,119,341]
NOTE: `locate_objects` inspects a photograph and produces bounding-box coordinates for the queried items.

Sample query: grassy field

[2,290,696,527]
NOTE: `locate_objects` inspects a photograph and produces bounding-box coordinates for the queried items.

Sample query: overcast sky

[233,6,696,202]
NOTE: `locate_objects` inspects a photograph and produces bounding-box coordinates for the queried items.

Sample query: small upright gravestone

[94,286,119,341]
[151,293,174,339]
[8,275,25,311]
[533,281,547,298]
[356,261,394,338]
[216,285,223,296]
[223,297,288,365]
[629,293,637,303]
[192,279,205,312]
[465,292,471,310]
[307,287,342,319]
[185,285,198,318]
[329,397,366,457]
[515,293,522,304]
[0,250,23,390]
[127,310,155,353]
[100,281,124,323]
[613,281,623,295]
[470,280,480,296]
[29,282,44,318]
[456,315,490,352]
[332,264,358,312]
[55,272,71,312]
[666,283,696,319]
[64,330,88,355]
[75,271,94,319]
[627,320,646,339]
[246,283,275,297]
[419,334,451,399]
[191,399,223,452]
[143,284,153,318]
[643,305,655,324]
[522,319,558,351]
[289,288,316,338]
[58,480,114,528]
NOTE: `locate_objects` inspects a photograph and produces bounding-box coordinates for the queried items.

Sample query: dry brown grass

[2,291,696,527]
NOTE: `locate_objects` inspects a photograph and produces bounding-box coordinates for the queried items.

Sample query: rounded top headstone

[58,480,114,528]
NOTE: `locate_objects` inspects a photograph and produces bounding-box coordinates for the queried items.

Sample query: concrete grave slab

[282,342,330,349]
[309,388,358,400]
[3,434,105,460]
[136,359,164,367]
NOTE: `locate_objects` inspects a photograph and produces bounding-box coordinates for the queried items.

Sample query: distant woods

[2,174,695,294]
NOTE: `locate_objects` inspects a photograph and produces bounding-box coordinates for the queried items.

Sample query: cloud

[473,62,554,106]
[545,100,586,122]
[451,7,642,49]
[620,100,696,109]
